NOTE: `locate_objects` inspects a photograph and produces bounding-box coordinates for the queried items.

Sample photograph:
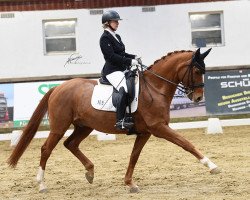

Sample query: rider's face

[109,20,119,31]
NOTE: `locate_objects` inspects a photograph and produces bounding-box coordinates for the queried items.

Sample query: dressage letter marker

[206,118,223,134]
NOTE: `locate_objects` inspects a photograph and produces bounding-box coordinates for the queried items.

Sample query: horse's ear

[201,48,212,60]
[193,48,201,61]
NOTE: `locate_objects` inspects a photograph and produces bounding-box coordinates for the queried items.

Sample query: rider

[99,10,139,130]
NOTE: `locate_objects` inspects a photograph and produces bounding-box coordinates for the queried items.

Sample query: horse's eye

[194,68,202,75]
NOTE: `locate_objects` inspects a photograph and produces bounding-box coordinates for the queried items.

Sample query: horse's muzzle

[187,91,203,103]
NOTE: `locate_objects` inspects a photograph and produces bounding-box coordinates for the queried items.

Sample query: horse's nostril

[196,96,202,102]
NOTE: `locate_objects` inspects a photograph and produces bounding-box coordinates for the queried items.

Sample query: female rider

[99,10,139,130]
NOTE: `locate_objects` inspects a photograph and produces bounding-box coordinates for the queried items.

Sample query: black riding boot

[115,87,134,130]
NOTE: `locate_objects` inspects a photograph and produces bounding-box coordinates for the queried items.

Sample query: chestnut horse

[8,48,220,193]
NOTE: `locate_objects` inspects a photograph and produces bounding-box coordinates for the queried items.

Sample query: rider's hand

[135,55,142,64]
[131,59,139,66]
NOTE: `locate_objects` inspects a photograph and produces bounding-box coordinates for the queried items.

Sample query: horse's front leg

[151,124,221,174]
[125,132,151,193]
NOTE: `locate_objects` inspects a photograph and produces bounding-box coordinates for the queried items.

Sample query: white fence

[0,118,250,146]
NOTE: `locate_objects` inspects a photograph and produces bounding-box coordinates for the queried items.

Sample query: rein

[138,54,205,96]
[140,64,187,94]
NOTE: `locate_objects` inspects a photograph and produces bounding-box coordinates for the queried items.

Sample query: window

[1,13,15,18]
[89,9,103,15]
[190,12,224,47]
[142,6,155,12]
[43,19,77,54]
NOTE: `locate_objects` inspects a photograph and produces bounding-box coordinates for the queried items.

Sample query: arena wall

[0,0,249,82]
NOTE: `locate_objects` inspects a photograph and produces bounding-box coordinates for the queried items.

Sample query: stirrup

[115,119,134,130]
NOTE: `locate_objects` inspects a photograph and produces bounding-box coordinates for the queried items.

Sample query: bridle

[139,54,205,96]
[179,56,205,96]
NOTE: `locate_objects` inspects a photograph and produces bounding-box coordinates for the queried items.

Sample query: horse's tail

[7,87,55,168]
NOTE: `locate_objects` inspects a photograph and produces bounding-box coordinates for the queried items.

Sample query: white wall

[0,0,250,82]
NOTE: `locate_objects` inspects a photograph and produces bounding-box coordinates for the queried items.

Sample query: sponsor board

[14,81,63,127]
[205,69,250,115]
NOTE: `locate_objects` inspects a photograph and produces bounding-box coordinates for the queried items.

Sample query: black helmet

[102,10,122,24]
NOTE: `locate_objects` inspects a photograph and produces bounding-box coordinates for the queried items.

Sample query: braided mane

[148,50,193,69]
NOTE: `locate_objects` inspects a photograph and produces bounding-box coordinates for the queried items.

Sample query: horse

[7,48,221,193]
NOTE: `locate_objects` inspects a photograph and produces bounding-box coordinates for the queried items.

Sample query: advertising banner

[14,81,63,127]
[0,84,14,128]
[170,86,206,118]
[4,80,207,128]
[205,69,250,115]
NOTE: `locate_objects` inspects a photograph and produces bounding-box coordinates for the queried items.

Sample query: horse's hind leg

[63,125,94,184]
[151,125,221,174]
[36,130,66,192]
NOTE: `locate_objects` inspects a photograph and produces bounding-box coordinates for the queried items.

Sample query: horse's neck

[143,62,179,98]
[141,52,192,102]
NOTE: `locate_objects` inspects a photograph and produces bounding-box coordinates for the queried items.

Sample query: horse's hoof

[39,188,48,193]
[39,183,48,193]
[210,167,221,174]
[85,172,94,184]
[129,186,140,193]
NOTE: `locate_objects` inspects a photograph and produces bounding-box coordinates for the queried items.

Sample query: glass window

[190,13,224,47]
[43,19,77,54]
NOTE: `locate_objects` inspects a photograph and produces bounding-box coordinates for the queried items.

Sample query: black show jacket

[99,30,135,80]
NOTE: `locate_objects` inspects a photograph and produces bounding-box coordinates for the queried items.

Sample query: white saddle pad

[91,77,139,113]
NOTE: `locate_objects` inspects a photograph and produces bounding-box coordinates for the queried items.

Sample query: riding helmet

[102,10,122,24]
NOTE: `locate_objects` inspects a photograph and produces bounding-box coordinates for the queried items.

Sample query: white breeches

[106,71,128,92]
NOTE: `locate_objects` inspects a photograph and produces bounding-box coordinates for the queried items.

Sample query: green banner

[14,119,50,128]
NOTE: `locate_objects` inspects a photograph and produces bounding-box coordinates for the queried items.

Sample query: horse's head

[178,48,211,102]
